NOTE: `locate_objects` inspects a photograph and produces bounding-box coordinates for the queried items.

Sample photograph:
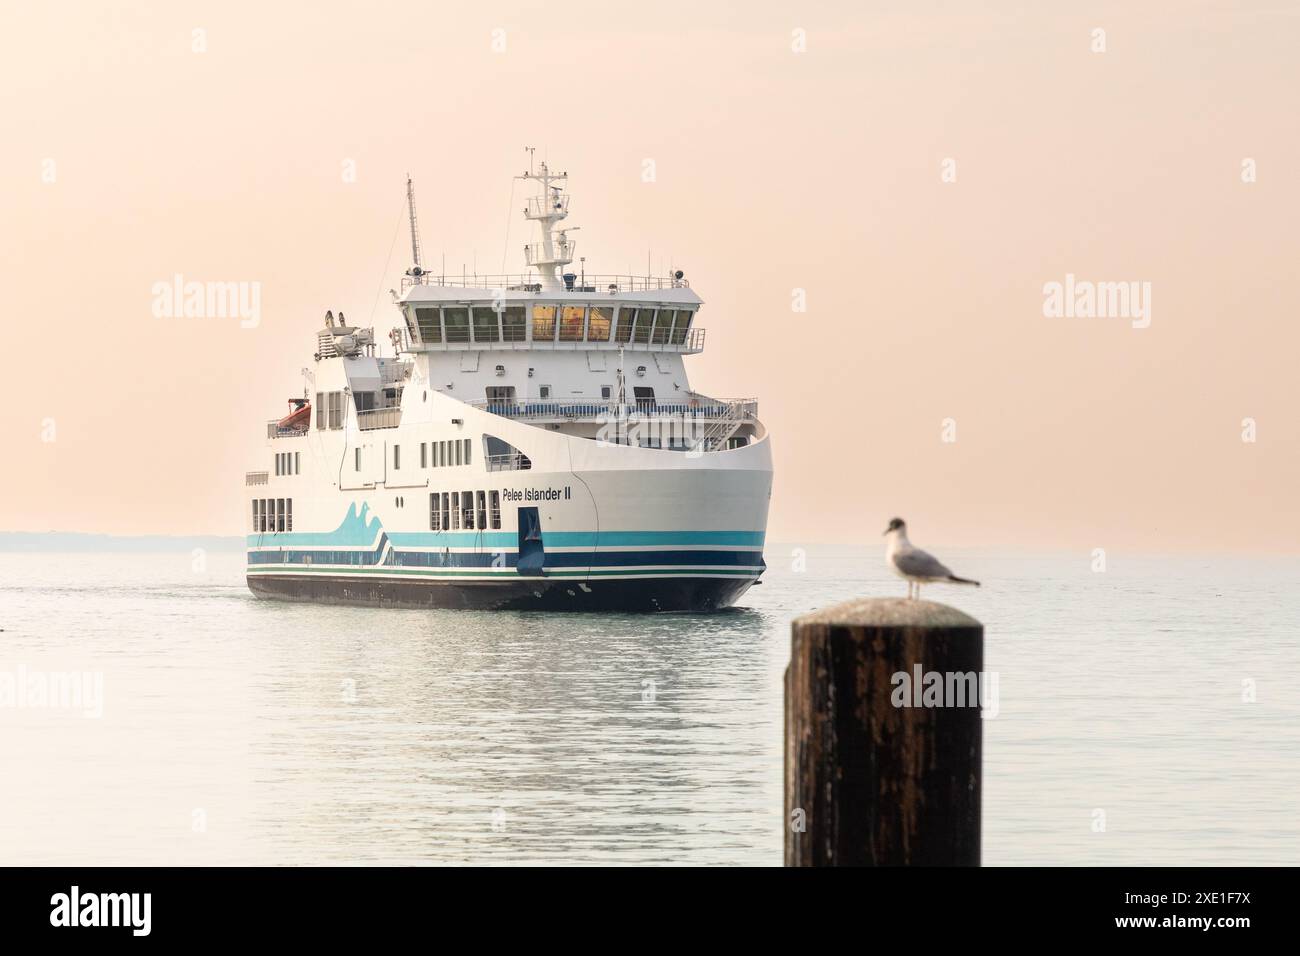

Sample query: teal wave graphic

[247,501,384,548]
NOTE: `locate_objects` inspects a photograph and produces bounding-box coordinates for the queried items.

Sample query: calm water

[1,546,1297,865]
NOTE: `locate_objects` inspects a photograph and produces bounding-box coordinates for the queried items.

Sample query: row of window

[252,498,293,533]
[430,490,501,531]
[275,452,300,476]
[406,304,694,346]
[356,439,473,472]
[419,439,471,469]
[315,391,346,430]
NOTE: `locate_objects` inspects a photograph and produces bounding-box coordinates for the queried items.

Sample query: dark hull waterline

[246,573,756,613]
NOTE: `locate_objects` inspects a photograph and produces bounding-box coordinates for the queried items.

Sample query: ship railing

[266,421,308,439]
[405,326,705,353]
[485,452,532,472]
[524,195,569,219]
[356,406,402,430]
[435,326,529,345]
[468,396,756,424]
[400,273,692,294]
[245,471,269,486]
[693,398,759,450]
[524,239,577,266]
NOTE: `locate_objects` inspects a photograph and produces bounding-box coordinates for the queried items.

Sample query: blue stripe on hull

[248,528,766,549]
[248,548,765,569]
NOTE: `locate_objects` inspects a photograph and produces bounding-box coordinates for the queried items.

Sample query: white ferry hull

[246,435,772,613]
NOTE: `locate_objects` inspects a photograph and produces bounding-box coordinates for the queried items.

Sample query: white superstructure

[245,158,772,611]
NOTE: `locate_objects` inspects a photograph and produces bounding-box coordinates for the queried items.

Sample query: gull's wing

[892,547,953,579]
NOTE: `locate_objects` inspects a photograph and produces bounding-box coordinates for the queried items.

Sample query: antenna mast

[517,158,575,290]
[405,174,425,278]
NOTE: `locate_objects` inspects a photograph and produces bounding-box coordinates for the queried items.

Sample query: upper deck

[395,276,705,354]
[392,160,708,355]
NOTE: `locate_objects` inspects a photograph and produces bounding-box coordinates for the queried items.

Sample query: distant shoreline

[0,532,244,553]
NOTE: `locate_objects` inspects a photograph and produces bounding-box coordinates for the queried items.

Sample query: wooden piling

[784,597,984,866]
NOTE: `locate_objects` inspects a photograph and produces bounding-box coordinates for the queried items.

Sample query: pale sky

[2,1,1297,551]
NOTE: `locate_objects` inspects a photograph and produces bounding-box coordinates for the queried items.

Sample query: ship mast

[405,174,426,280]
[517,157,576,290]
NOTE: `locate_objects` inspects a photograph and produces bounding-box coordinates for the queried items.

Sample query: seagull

[883,517,980,599]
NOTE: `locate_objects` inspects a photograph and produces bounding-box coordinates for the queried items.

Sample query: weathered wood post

[785,598,984,866]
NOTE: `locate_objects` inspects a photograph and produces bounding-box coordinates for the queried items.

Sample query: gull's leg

[916,582,922,600]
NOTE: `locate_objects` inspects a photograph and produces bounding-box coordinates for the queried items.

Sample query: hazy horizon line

[2,531,1297,560]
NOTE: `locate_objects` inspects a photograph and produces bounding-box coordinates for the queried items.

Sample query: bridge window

[652,309,674,343]
[502,306,526,341]
[587,305,613,341]
[430,493,441,530]
[315,392,325,429]
[476,491,487,530]
[614,307,635,343]
[633,307,654,343]
[472,307,500,342]
[443,307,470,343]
[393,444,401,470]
[559,305,586,341]
[461,491,475,529]
[355,447,361,471]
[531,304,556,340]
[490,490,501,529]
[420,443,427,468]
[415,307,442,343]
[671,309,693,344]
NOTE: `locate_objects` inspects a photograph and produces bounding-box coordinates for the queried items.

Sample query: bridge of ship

[394,276,705,353]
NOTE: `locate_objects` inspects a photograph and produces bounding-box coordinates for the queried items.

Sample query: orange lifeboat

[278,399,311,430]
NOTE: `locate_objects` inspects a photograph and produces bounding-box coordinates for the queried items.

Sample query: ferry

[244,158,772,611]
